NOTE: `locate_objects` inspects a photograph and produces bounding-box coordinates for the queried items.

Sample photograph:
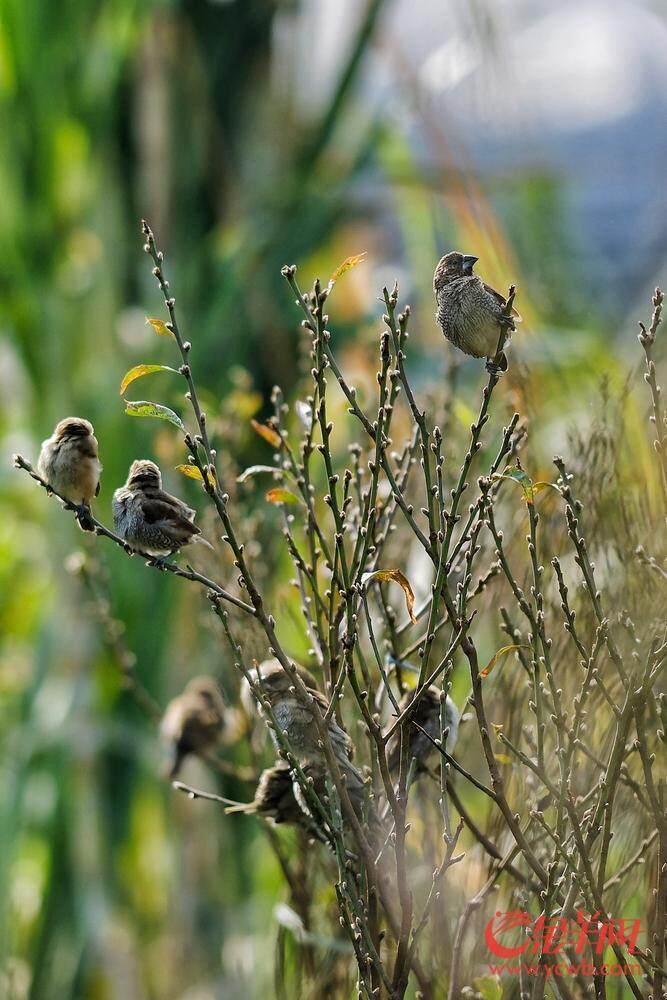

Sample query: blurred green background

[1,1,666,997]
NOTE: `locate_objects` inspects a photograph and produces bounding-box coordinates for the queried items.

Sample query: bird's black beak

[462,255,478,275]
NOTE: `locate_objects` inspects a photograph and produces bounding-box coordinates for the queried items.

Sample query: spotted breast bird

[161,676,226,778]
[37,417,102,531]
[249,658,374,823]
[433,251,521,374]
[224,759,329,840]
[112,459,211,558]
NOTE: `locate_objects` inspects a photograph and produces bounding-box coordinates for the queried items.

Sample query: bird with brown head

[37,417,102,531]
[112,459,211,558]
[433,251,521,374]
[160,676,226,779]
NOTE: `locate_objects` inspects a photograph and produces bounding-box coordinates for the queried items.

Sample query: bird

[37,417,102,531]
[249,658,353,766]
[224,759,328,839]
[160,676,226,778]
[386,685,459,777]
[433,251,521,373]
[112,459,211,558]
[249,658,374,824]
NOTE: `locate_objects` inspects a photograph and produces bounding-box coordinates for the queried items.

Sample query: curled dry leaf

[480,644,526,678]
[124,400,185,431]
[250,419,282,449]
[119,364,175,396]
[361,568,417,623]
[145,317,172,337]
[237,465,281,484]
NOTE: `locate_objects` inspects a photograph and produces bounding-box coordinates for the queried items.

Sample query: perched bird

[113,459,210,558]
[386,685,459,777]
[433,251,521,373]
[225,759,328,840]
[250,658,353,767]
[37,417,102,530]
[160,676,226,778]
[249,658,374,824]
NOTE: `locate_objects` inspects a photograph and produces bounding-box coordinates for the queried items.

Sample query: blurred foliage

[0,1,665,998]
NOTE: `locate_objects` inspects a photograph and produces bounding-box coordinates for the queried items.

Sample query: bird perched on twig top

[386,685,459,777]
[160,675,226,778]
[37,417,102,531]
[112,459,211,558]
[434,251,520,374]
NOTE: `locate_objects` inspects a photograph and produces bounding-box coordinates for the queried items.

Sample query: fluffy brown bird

[386,685,459,777]
[161,676,226,778]
[112,459,211,558]
[433,251,521,373]
[225,760,328,839]
[250,658,352,765]
[249,658,372,814]
[37,417,102,531]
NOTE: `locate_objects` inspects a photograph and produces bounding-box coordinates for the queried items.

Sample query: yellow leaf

[494,753,512,765]
[330,251,367,284]
[145,316,172,337]
[265,488,298,505]
[175,464,214,483]
[361,568,417,623]
[250,419,282,449]
[481,644,526,678]
[119,364,173,395]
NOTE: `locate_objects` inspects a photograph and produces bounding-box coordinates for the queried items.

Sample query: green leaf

[361,568,417,623]
[493,465,537,504]
[124,400,184,431]
[119,364,175,395]
[329,251,367,284]
[237,465,280,484]
[145,316,172,337]
[265,488,298,505]
[533,480,560,498]
[481,644,527,678]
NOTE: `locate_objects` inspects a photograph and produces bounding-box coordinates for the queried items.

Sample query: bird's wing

[483,281,522,322]
[140,490,200,534]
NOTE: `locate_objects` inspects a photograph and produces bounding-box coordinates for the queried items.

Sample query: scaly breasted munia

[433,251,521,373]
[112,459,209,557]
[250,658,370,810]
[37,417,102,530]
[251,658,353,765]
[386,685,459,776]
[161,675,226,778]
[225,760,328,838]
